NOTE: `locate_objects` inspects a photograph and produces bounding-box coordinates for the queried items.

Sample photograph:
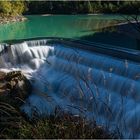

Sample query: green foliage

[0,1,27,17]
[11,1,27,16]
[0,1,140,16]
[25,1,140,15]
[0,1,12,16]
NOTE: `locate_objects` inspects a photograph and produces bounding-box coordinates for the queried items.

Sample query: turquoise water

[0,14,139,50]
[0,14,122,40]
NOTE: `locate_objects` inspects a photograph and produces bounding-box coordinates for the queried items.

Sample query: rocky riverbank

[0,16,27,24]
[0,71,32,107]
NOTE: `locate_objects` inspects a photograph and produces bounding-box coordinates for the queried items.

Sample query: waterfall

[0,39,140,138]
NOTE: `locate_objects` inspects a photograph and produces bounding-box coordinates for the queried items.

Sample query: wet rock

[0,71,32,107]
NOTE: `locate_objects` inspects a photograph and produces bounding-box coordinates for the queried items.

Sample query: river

[0,14,140,138]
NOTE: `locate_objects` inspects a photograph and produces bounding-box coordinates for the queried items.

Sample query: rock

[0,16,27,25]
[0,71,6,80]
[0,71,32,107]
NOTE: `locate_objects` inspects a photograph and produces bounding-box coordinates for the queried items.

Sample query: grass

[0,101,116,139]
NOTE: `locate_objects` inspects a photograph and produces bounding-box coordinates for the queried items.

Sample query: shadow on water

[78,23,140,51]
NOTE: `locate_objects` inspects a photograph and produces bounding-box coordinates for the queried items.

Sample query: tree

[11,1,27,16]
[0,1,12,16]
[0,1,27,17]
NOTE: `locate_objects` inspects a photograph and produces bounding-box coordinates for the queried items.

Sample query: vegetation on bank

[0,1,26,17]
[0,1,139,24]
[26,1,140,15]
[0,1,27,24]
[1,108,115,139]
[0,1,140,17]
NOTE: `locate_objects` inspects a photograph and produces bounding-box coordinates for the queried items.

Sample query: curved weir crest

[1,38,140,138]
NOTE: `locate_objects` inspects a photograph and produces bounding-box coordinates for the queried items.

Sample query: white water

[0,39,140,138]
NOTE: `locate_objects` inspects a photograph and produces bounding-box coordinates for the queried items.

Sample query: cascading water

[0,38,140,138]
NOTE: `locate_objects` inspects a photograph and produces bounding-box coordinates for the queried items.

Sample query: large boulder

[0,71,32,107]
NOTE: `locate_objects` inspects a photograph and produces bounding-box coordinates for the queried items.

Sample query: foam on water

[0,39,140,138]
